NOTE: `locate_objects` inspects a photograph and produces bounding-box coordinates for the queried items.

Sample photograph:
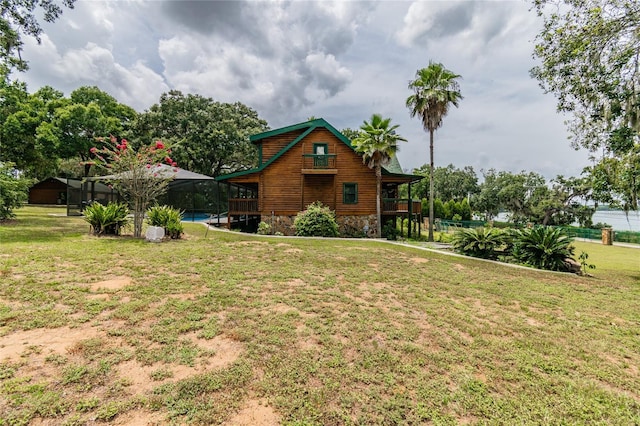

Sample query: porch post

[226,182,231,230]
[408,183,412,239]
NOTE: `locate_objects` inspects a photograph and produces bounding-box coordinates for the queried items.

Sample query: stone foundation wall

[261,214,378,237]
[337,215,378,238]
[262,215,296,236]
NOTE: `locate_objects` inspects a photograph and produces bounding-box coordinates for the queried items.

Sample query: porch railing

[383,198,422,214]
[229,198,259,213]
[302,154,337,169]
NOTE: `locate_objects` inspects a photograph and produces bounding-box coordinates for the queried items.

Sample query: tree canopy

[412,163,479,202]
[1,85,137,178]
[1,85,65,178]
[531,0,640,210]
[0,0,75,74]
[472,169,594,226]
[54,86,136,176]
[135,91,269,177]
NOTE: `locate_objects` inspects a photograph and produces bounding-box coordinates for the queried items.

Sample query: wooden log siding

[226,126,414,218]
[303,175,335,210]
[260,129,305,163]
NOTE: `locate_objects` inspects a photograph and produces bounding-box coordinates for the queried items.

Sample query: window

[343,183,358,204]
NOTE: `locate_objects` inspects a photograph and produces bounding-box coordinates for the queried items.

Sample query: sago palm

[512,226,575,271]
[452,227,508,260]
[352,114,407,237]
[407,61,463,241]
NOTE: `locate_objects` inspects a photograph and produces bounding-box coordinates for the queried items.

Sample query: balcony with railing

[383,198,422,215]
[302,154,337,174]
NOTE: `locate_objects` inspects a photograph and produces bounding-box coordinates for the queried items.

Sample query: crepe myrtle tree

[88,136,176,238]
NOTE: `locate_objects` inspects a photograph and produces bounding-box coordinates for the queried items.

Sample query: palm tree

[352,114,407,237]
[406,61,463,241]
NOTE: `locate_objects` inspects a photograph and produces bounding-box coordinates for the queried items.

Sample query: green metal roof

[217,118,420,182]
[248,118,351,145]
[383,156,404,175]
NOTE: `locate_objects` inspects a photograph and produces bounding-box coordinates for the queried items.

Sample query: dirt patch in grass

[224,398,280,425]
[90,276,133,292]
[109,409,167,425]
[284,248,303,254]
[0,325,103,362]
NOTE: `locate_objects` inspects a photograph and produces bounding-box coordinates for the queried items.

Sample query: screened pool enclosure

[66,166,246,226]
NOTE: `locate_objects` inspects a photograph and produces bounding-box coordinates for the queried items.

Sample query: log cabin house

[216,118,422,237]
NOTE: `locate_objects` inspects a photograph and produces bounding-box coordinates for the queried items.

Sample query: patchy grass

[0,206,638,425]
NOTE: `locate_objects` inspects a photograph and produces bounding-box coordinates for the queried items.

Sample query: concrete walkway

[573,238,640,249]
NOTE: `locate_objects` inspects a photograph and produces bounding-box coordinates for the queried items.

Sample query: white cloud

[15,0,592,180]
[22,36,169,110]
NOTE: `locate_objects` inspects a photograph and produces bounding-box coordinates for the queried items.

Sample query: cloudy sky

[18,0,592,179]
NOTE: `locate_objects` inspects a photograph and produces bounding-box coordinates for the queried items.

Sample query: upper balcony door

[313,143,329,168]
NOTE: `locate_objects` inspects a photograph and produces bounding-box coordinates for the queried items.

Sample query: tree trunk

[134,197,144,238]
[83,161,91,178]
[376,164,382,237]
[428,128,435,242]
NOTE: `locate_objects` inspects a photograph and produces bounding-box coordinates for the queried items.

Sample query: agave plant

[512,226,575,271]
[451,227,508,259]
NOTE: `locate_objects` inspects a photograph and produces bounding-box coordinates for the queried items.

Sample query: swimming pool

[181,212,227,223]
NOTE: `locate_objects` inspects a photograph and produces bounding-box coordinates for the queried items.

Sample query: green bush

[512,226,575,271]
[257,221,271,235]
[459,199,472,221]
[452,227,509,259]
[83,202,129,235]
[0,163,31,220]
[383,220,398,240]
[146,205,183,239]
[293,201,339,237]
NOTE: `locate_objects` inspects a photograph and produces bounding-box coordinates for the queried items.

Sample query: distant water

[495,210,640,232]
[591,210,640,232]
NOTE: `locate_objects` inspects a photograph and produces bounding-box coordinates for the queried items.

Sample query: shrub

[293,201,339,237]
[512,226,575,271]
[383,220,398,240]
[146,205,183,239]
[459,199,472,221]
[422,197,447,219]
[83,202,129,235]
[257,221,271,235]
[435,231,454,243]
[452,227,509,259]
[444,200,455,219]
